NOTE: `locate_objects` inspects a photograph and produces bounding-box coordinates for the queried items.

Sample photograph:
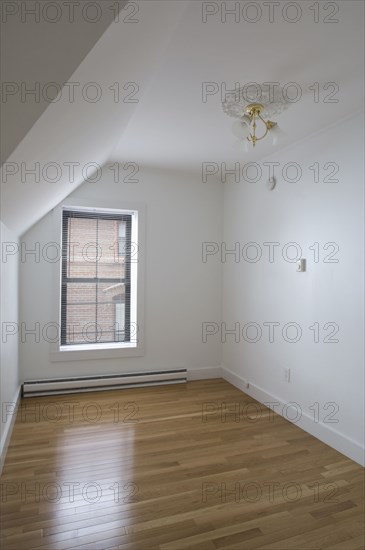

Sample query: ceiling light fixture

[222,84,290,149]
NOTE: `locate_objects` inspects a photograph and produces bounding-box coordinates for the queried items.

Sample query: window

[60,208,137,348]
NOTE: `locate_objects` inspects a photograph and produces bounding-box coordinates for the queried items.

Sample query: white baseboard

[187,366,222,380]
[0,385,21,474]
[222,367,365,467]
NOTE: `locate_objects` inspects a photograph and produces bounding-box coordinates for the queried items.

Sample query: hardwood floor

[1,379,364,549]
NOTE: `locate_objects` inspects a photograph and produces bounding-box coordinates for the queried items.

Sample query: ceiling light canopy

[222,84,290,148]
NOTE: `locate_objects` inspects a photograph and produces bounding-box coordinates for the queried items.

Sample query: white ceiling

[112,0,364,168]
[1,0,364,236]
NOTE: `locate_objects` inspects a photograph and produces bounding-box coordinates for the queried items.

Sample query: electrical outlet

[283,368,291,383]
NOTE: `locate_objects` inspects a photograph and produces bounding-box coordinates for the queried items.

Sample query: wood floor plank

[1,379,364,549]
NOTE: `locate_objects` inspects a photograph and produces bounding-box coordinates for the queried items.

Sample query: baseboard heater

[22,369,187,397]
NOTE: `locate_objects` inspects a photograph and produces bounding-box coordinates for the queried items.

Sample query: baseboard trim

[222,367,365,467]
[187,366,222,380]
[0,385,21,474]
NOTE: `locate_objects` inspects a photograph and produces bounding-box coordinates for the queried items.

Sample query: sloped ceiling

[1,0,364,237]
[1,0,128,162]
[1,1,189,236]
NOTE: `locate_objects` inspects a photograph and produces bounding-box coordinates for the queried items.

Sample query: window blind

[61,209,132,346]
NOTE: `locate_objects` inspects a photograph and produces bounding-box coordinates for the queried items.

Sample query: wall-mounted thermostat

[297,258,306,272]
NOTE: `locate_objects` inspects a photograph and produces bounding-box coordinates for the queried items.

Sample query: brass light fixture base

[245,103,277,146]
[245,103,265,117]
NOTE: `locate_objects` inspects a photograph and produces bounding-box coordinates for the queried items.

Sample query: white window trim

[50,197,145,362]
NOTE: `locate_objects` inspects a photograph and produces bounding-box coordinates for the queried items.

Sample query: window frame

[60,210,132,347]
[50,199,145,362]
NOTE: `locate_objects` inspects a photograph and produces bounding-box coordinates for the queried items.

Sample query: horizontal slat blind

[61,209,132,345]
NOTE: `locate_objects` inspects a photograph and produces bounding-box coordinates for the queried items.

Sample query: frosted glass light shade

[232,116,251,139]
[270,124,286,145]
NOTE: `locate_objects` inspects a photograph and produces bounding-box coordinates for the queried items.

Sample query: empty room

[0,1,364,549]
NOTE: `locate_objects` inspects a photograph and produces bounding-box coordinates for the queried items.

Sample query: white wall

[0,222,20,465]
[221,112,364,464]
[19,165,223,380]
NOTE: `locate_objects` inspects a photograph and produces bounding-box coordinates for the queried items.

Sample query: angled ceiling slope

[0,1,189,237]
[0,0,128,162]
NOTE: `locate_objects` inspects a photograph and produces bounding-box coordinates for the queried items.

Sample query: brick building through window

[61,209,133,346]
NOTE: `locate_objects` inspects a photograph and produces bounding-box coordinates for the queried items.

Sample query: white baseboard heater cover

[22,369,187,397]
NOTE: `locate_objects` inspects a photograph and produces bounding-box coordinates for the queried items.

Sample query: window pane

[118,221,127,257]
[115,301,126,342]
[67,217,98,279]
[97,219,125,279]
[61,211,132,346]
[62,283,93,344]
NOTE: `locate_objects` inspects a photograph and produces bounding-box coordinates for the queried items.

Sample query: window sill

[50,344,144,362]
